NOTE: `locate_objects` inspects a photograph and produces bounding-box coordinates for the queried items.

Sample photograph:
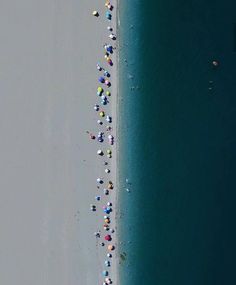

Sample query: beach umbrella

[97,178,103,183]
[104,218,110,224]
[92,10,99,16]
[99,76,105,83]
[107,253,112,258]
[105,80,111,86]
[97,120,102,125]
[108,59,113,66]
[106,91,111,96]
[94,105,99,111]
[108,183,113,189]
[97,149,103,155]
[105,235,111,241]
[107,26,113,31]
[90,134,95,139]
[107,149,112,154]
[105,168,110,173]
[104,224,109,230]
[97,64,102,71]
[102,270,108,277]
[109,228,115,233]
[105,278,112,284]
[109,34,116,40]
[104,189,109,195]
[104,70,110,77]
[107,46,113,53]
[108,135,113,140]
[97,86,103,93]
[108,3,113,10]
[90,204,96,211]
[106,12,112,20]
[105,208,110,214]
[107,202,112,206]
[100,111,105,117]
[108,245,114,251]
[106,116,112,122]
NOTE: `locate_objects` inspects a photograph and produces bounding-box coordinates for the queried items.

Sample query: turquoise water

[118,0,236,284]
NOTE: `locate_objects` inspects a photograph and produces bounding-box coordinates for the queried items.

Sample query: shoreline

[89,1,118,284]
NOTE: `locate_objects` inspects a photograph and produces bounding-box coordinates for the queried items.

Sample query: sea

[117,0,236,284]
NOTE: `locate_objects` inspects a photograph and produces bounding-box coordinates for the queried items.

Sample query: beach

[0,0,117,284]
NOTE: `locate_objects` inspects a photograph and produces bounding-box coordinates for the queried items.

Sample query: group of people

[90,2,116,285]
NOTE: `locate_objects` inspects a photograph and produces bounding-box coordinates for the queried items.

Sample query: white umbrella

[92,10,99,16]
[106,116,112,122]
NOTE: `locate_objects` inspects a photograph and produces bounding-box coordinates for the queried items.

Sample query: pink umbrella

[105,235,112,241]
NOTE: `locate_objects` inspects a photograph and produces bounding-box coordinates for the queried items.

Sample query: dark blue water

[118,0,236,284]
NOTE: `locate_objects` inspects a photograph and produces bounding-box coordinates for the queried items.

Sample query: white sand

[0,0,117,284]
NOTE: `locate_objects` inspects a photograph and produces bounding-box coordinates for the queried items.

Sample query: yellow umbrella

[107,149,112,154]
[106,91,111,96]
[100,111,105,117]
[97,86,103,93]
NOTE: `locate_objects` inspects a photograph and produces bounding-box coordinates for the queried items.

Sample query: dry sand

[0,0,117,284]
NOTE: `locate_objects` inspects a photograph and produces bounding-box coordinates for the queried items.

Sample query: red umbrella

[105,235,111,241]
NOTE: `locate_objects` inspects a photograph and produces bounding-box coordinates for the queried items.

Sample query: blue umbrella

[99,77,105,83]
[104,71,110,77]
[107,46,113,53]
[102,271,108,276]
[106,12,112,20]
